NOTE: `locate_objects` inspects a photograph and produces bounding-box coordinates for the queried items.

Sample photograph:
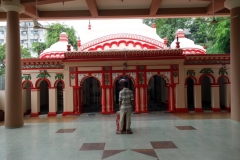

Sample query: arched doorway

[57,81,63,113]
[147,75,168,111]
[81,77,101,113]
[113,76,134,112]
[201,76,212,110]
[187,78,194,111]
[219,77,227,110]
[40,80,49,114]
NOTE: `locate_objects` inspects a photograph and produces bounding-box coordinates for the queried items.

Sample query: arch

[22,80,34,88]
[79,33,167,51]
[112,74,136,86]
[54,80,65,89]
[185,76,197,85]
[35,78,51,88]
[217,75,230,84]
[147,73,170,85]
[199,74,216,84]
[80,76,101,86]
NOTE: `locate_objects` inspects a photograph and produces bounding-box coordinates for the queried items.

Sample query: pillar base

[226,107,231,112]
[211,108,221,112]
[48,112,57,117]
[175,108,189,113]
[5,125,24,129]
[141,110,149,113]
[62,112,75,116]
[194,108,203,112]
[24,109,31,116]
[30,113,39,117]
[107,111,115,114]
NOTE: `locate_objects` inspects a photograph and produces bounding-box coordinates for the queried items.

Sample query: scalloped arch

[79,33,167,51]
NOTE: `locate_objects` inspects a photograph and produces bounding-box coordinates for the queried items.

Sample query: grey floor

[0,112,240,160]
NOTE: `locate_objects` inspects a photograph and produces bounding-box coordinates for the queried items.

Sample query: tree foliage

[142,18,231,54]
[46,23,78,50]
[32,42,47,57]
[0,44,31,75]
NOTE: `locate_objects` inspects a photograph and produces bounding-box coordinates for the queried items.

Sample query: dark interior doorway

[201,76,212,110]
[81,77,101,113]
[219,77,227,110]
[57,81,63,113]
[113,76,134,112]
[187,78,194,111]
[147,75,168,111]
[40,80,49,114]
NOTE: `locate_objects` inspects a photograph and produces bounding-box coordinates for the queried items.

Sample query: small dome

[40,32,74,59]
[170,29,206,54]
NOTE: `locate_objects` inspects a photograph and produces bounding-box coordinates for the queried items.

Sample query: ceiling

[0,0,229,21]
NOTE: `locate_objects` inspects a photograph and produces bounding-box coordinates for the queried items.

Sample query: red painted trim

[112,74,136,86]
[22,80,34,88]
[30,113,39,117]
[175,108,189,113]
[101,87,107,114]
[194,108,204,112]
[35,78,51,88]
[79,76,101,86]
[184,76,197,85]
[217,75,230,84]
[62,111,80,116]
[48,112,57,116]
[199,74,216,84]
[54,80,65,89]
[211,108,221,112]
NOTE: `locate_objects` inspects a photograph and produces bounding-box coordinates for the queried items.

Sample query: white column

[194,85,203,112]
[30,89,40,117]
[211,85,221,112]
[48,88,57,116]
[22,89,27,115]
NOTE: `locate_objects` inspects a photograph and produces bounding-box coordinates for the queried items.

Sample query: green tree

[46,23,78,50]
[32,42,47,57]
[0,44,31,75]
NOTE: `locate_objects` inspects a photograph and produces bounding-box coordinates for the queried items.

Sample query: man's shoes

[116,130,124,134]
[126,129,133,134]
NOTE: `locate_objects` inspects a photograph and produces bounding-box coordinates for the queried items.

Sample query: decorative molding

[78,33,168,51]
[146,72,153,80]
[138,65,144,70]
[55,73,64,80]
[112,73,119,82]
[173,71,178,77]
[184,57,230,65]
[182,48,206,55]
[200,68,214,74]
[219,68,228,76]
[22,74,31,80]
[78,74,85,80]
[129,72,136,79]
[139,72,144,84]
[22,63,64,69]
[172,65,178,70]
[104,66,110,71]
[187,70,195,76]
[164,72,170,80]
[70,74,75,79]
[104,73,110,85]
[36,71,51,79]
[65,49,183,59]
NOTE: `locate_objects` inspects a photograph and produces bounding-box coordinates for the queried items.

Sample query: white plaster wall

[175,64,185,109]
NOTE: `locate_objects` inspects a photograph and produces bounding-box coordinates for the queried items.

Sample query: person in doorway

[117,81,134,134]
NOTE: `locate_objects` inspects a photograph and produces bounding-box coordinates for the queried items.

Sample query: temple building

[19,20,230,117]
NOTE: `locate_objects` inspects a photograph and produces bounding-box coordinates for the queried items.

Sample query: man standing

[117,81,134,134]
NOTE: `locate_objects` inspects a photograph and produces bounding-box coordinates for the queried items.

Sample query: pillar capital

[1,0,25,13]
[224,0,240,10]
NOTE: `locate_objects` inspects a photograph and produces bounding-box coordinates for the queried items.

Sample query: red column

[101,87,107,114]
[78,86,82,114]
[108,87,114,113]
[73,87,80,114]
[142,86,148,113]
[135,86,141,113]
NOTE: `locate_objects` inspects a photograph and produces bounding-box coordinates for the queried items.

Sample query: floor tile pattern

[175,126,196,130]
[56,128,76,133]
[151,141,178,149]
[80,143,106,151]
[131,149,158,158]
[102,150,126,159]
[0,112,239,160]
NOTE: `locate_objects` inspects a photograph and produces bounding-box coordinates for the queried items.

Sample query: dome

[40,32,74,59]
[170,29,206,54]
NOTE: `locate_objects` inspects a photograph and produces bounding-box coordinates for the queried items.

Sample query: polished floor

[0,112,239,160]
